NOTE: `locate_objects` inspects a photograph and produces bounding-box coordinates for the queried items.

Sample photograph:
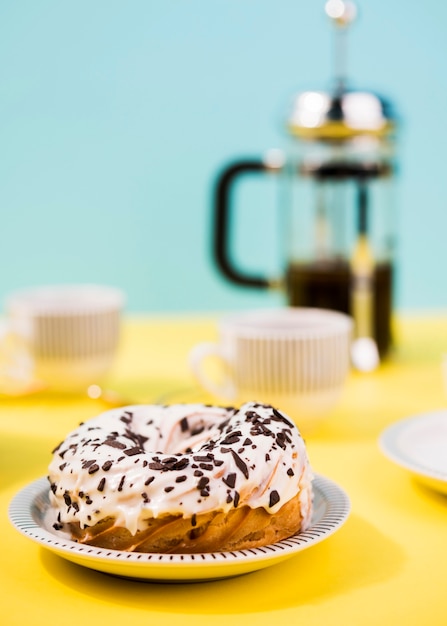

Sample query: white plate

[379,410,447,494]
[9,474,350,582]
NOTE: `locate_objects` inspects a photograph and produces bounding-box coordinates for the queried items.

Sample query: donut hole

[164,413,228,455]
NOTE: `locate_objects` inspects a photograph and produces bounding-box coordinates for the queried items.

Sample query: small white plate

[379,410,447,494]
[9,474,350,583]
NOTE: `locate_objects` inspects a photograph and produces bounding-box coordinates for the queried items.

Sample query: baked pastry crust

[66,495,303,553]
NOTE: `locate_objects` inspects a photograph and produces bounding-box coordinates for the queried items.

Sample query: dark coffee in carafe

[286,260,392,356]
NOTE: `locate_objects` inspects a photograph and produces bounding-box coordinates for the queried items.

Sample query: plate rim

[379,409,447,483]
[8,473,350,580]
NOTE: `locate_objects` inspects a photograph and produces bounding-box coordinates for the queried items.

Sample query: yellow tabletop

[1,313,447,626]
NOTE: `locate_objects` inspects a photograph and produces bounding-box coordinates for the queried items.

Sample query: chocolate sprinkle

[199,463,213,471]
[180,417,189,432]
[222,473,236,488]
[82,459,97,469]
[197,476,210,490]
[124,446,143,456]
[229,449,249,479]
[272,408,294,428]
[269,490,280,507]
[103,438,126,450]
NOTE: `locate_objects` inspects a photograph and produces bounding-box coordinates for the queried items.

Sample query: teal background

[0,1,444,314]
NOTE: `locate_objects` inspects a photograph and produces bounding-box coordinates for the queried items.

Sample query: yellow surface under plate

[2,313,447,626]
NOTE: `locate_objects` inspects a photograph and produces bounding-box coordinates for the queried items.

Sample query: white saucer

[9,474,350,582]
[379,409,447,494]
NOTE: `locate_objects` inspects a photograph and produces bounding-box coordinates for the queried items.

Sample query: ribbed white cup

[2,284,125,393]
[189,308,352,431]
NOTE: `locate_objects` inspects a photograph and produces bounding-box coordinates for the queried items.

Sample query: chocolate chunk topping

[102,460,113,471]
[199,463,213,471]
[180,417,189,432]
[98,477,106,492]
[103,438,126,450]
[272,408,294,428]
[193,454,214,463]
[82,459,97,469]
[124,446,143,456]
[197,476,210,490]
[123,427,148,450]
[221,431,242,445]
[191,425,205,436]
[269,490,280,507]
[222,473,236,488]
[148,460,165,471]
[230,449,249,479]
[88,463,100,474]
[171,458,189,471]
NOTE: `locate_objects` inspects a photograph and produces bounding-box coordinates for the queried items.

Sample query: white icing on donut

[48,402,313,536]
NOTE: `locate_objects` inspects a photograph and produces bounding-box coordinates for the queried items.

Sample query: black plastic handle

[213,158,279,289]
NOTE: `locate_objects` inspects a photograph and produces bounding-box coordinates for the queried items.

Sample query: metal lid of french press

[287,0,396,141]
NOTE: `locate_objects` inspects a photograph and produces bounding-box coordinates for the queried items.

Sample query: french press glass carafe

[212,1,398,359]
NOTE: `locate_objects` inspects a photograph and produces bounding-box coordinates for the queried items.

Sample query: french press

[212,1,398,359]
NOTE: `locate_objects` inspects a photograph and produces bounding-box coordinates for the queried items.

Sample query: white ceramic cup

[189,307,353,431]
[0,284,125,394]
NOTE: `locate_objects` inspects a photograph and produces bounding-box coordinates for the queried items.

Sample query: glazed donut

[48,402,313,553]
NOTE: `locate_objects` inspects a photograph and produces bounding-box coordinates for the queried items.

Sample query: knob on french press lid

[287,0,396,140]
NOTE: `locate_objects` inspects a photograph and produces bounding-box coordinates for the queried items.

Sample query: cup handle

[188,342,236,401]
[0,320,36,394]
